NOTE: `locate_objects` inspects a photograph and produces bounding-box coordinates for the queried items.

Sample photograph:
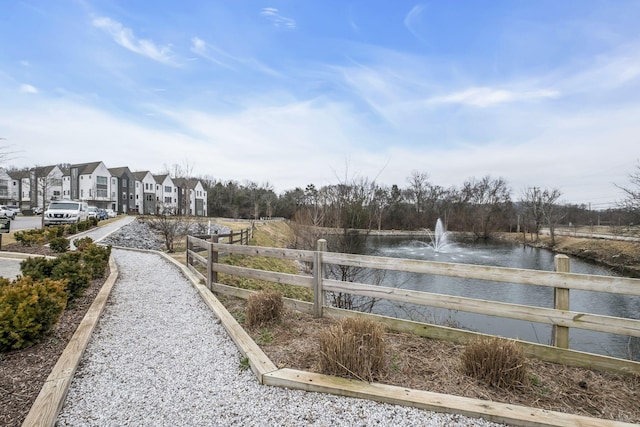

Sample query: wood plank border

[264,368,634,427]
[22,256,119,427]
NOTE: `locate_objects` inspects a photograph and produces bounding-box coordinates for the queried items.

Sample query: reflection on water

[364,235,640,361]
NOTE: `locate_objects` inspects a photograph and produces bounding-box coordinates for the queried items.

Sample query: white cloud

[404,4,426,40]
[260,8,296,30]
[190,37,234,69]
[92,16,178,66]
[20,84,38,94]
[425,87,560,108]
[190,36,282,77]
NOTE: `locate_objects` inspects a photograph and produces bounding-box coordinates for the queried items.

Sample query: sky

[1,1,639,207]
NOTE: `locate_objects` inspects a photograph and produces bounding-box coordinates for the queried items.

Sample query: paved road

[0,216,135,280]
[4,215,43,231]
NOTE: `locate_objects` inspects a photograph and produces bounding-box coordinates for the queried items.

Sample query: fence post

[552,254,570,349]
[210,234,219,287]
[186,235,192,267]
[313,239,327,318]
[206,236,213,290]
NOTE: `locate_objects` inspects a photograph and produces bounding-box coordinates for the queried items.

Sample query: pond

[363,235,640,361]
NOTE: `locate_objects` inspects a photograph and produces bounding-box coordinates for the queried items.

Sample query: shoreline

[493,232,640,278]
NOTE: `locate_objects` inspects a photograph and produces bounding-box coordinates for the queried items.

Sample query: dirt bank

[495,232,640,277]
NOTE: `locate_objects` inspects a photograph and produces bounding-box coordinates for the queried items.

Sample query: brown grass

[461,336,528,390]
[245,289,284,328]
[220,295,640,423]
[319,317,386,382]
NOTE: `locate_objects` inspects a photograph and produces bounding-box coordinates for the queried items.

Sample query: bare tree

[520,187,563,244]
[460,176,512,239]
[616,161,640,226]
[406,171,430,214]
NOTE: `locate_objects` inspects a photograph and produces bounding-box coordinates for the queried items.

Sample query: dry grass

[245,290,284,328]
[319,317,386,382]
[461,337,528,390]
[219,295,640,423]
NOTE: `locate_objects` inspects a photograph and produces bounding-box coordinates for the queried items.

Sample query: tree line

[199,165,640,243]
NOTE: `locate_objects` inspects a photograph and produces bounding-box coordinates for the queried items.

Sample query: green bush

[77,221,88,232]
[68,223,77,235]
[73,237,94,251]
[44,226,65,241]
[52,252,91,300]
[20,253,94,301]
[49,237,70,253]
[14,229,45,247]
[20,257,56,280]
[0,276,67,351]
[89,217,98,227]
[81,244,111,279]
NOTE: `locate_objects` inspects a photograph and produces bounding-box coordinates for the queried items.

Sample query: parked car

[33,207,43,215]
[43,200,89,226]
[0,205,16,220]
[6,205,21,216]
[86,206,99,219]
[97,208,108,220]
[105,208,116,218]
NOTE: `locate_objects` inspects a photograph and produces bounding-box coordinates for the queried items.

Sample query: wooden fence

[185,236,640,373]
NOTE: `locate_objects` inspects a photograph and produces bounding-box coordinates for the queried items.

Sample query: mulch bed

[0,247,107,427]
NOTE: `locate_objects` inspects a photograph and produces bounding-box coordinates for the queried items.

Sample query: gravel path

[57,249,504,426]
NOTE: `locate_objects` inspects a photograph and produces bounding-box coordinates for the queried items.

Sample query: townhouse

[4,160,208,217]
[1,165,63,210]
[173,178,207,217]
[108,166,136,214]
[153,174,178,214]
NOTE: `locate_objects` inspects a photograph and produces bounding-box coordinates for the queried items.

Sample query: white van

[43,200,89,226]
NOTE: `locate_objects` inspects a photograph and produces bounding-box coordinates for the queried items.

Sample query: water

[422,218,450,252]
[363,235,640,361]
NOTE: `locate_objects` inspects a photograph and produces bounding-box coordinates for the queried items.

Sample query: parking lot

[4,215,43,232]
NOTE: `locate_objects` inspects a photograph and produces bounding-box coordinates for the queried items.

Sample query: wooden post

[186,235,192,267]
[206,236,213,290]
[210,234,218,286]
[552,254,570,349]
[313,239,327,318]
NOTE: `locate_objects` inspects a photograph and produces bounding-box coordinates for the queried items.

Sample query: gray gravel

[98,218,232,251]
[57,249,505,427]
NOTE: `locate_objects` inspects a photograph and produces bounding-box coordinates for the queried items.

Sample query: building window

[122,179,127,188]
[164,185,171,193]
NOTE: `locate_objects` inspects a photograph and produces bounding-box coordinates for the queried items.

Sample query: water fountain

[423,218,450,252]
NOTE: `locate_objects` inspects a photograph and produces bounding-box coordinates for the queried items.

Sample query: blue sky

[1,0,639,206]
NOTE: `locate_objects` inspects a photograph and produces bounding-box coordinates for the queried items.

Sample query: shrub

[68,223,77,235]
[20,257,56,280]
[51,252,91,300]
[14,229,45,247]
[319,317,386,382]
[245,289,283,328]
[81,244,111,279]
[461,337,529,390]
[77,221,88,232]
[73,237,94,251]
[89,217,98,227]
[0,276,67,351]
[44,225,65,241]
[49,237,70,253]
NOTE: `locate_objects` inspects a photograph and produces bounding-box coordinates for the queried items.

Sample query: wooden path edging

[22,256,119,427]
[161,251,638,427]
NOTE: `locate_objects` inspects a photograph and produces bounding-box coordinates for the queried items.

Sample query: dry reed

[319,317,385,382]
[245,290,283,327]
[461,336,529,390]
